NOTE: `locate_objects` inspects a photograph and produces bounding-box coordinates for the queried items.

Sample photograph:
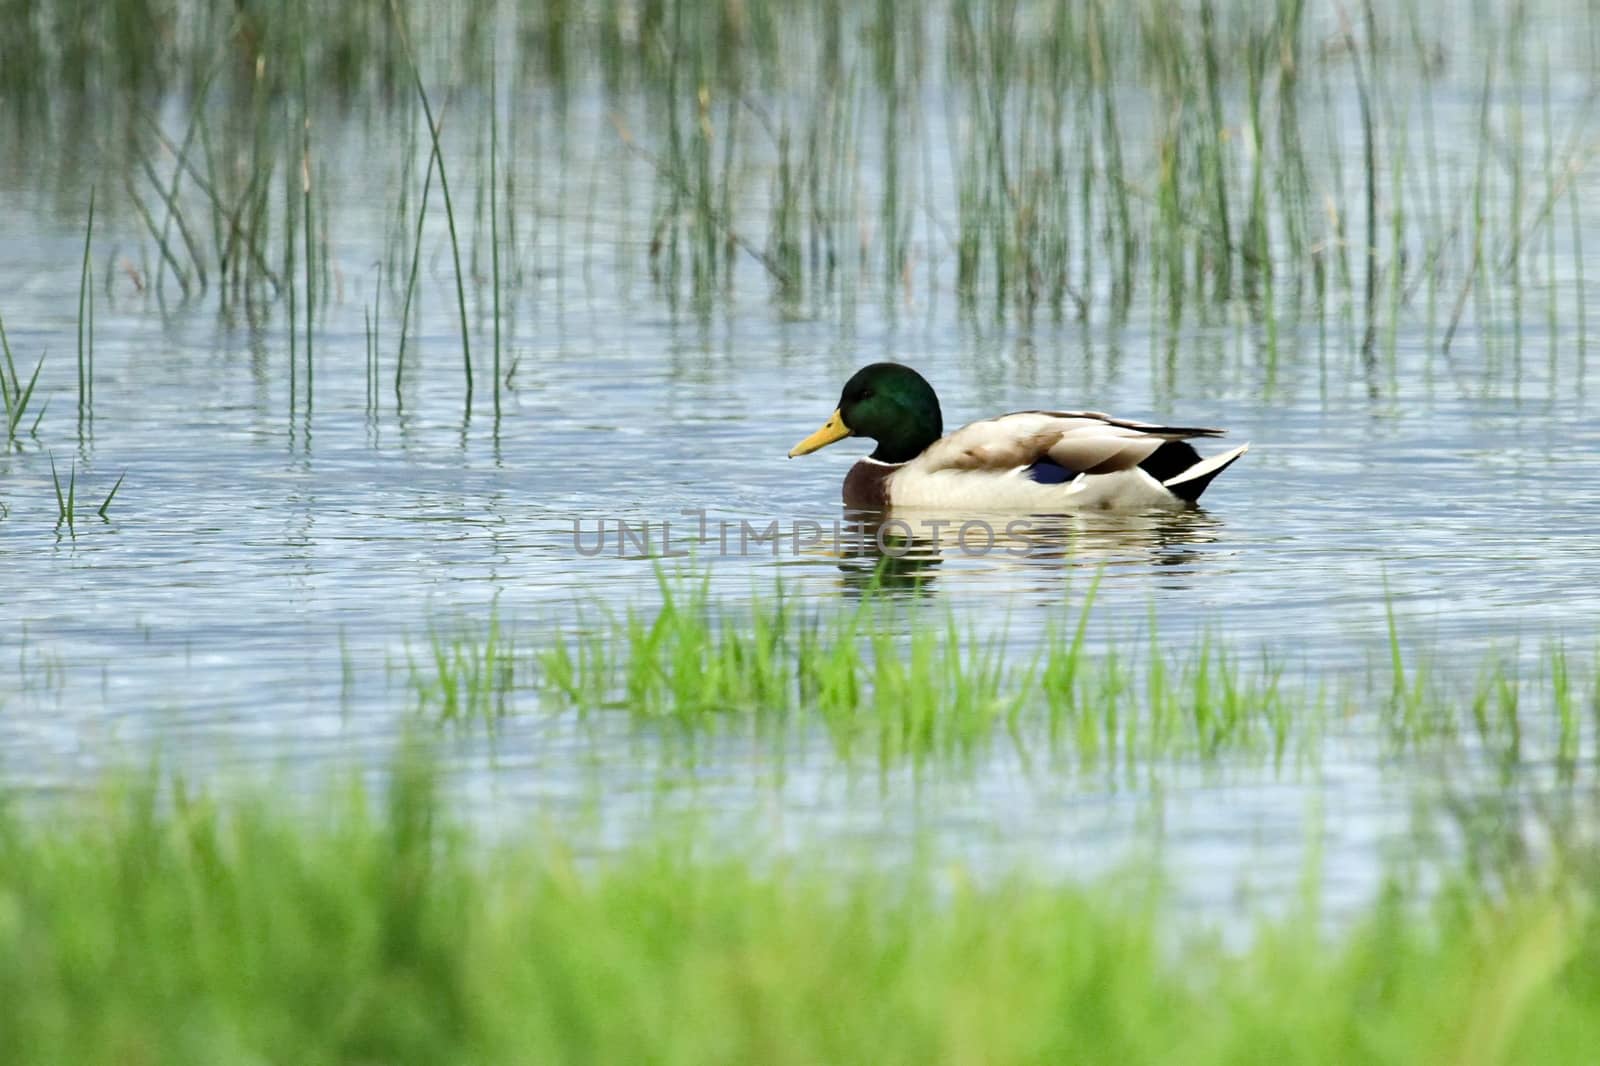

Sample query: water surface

[4,8,1600,915]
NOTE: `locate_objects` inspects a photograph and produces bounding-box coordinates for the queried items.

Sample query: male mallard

[789,363,1248,510]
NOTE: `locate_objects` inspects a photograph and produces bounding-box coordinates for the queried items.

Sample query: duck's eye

[860,388,874,401]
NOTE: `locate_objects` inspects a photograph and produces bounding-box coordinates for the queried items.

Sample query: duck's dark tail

[1141,442,1250,504]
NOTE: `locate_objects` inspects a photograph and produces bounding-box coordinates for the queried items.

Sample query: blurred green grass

[1,748,1597,1065]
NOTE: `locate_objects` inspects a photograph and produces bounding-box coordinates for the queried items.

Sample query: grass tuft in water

[393,574,1591,774]
[48,452,77,533]
[408,609,517,722]
[0,311,48,446]
[96,471,126,521]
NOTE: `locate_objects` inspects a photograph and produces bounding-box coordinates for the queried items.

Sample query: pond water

[4,5,1600,916]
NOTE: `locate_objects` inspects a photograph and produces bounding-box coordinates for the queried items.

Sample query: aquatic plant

[391,574,1600,775]
[3,0,1590,352]
[0,314,47,447]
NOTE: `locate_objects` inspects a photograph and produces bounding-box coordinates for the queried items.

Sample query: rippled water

[5,59,1600,914]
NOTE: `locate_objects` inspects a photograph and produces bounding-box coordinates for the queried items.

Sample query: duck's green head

[788,363,943,464]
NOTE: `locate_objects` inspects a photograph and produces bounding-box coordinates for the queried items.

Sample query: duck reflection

[832,512,946,598]
[821,506,1227,598]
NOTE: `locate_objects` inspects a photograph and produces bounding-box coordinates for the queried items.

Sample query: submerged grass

[1,755,1598,1065]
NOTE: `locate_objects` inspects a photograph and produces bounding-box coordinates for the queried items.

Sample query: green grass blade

[77,186,95,424]
[97,471,126,520]
[49,452,67,528]
[490,53,502,422]
[395,142,438,404]
[394,3,473,406]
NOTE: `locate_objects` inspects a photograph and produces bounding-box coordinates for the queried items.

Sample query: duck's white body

[844,410,1249,512]
[879,461,1194,510]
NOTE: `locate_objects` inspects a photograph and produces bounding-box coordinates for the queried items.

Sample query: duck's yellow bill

[788,409,852,457]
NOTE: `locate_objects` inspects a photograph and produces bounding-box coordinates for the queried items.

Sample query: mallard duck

[789,363,1248,510]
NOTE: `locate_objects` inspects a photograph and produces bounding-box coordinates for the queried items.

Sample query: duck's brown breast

[843,461,896,508]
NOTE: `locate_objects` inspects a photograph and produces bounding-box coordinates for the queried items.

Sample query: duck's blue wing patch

[1025,460,1075,484]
